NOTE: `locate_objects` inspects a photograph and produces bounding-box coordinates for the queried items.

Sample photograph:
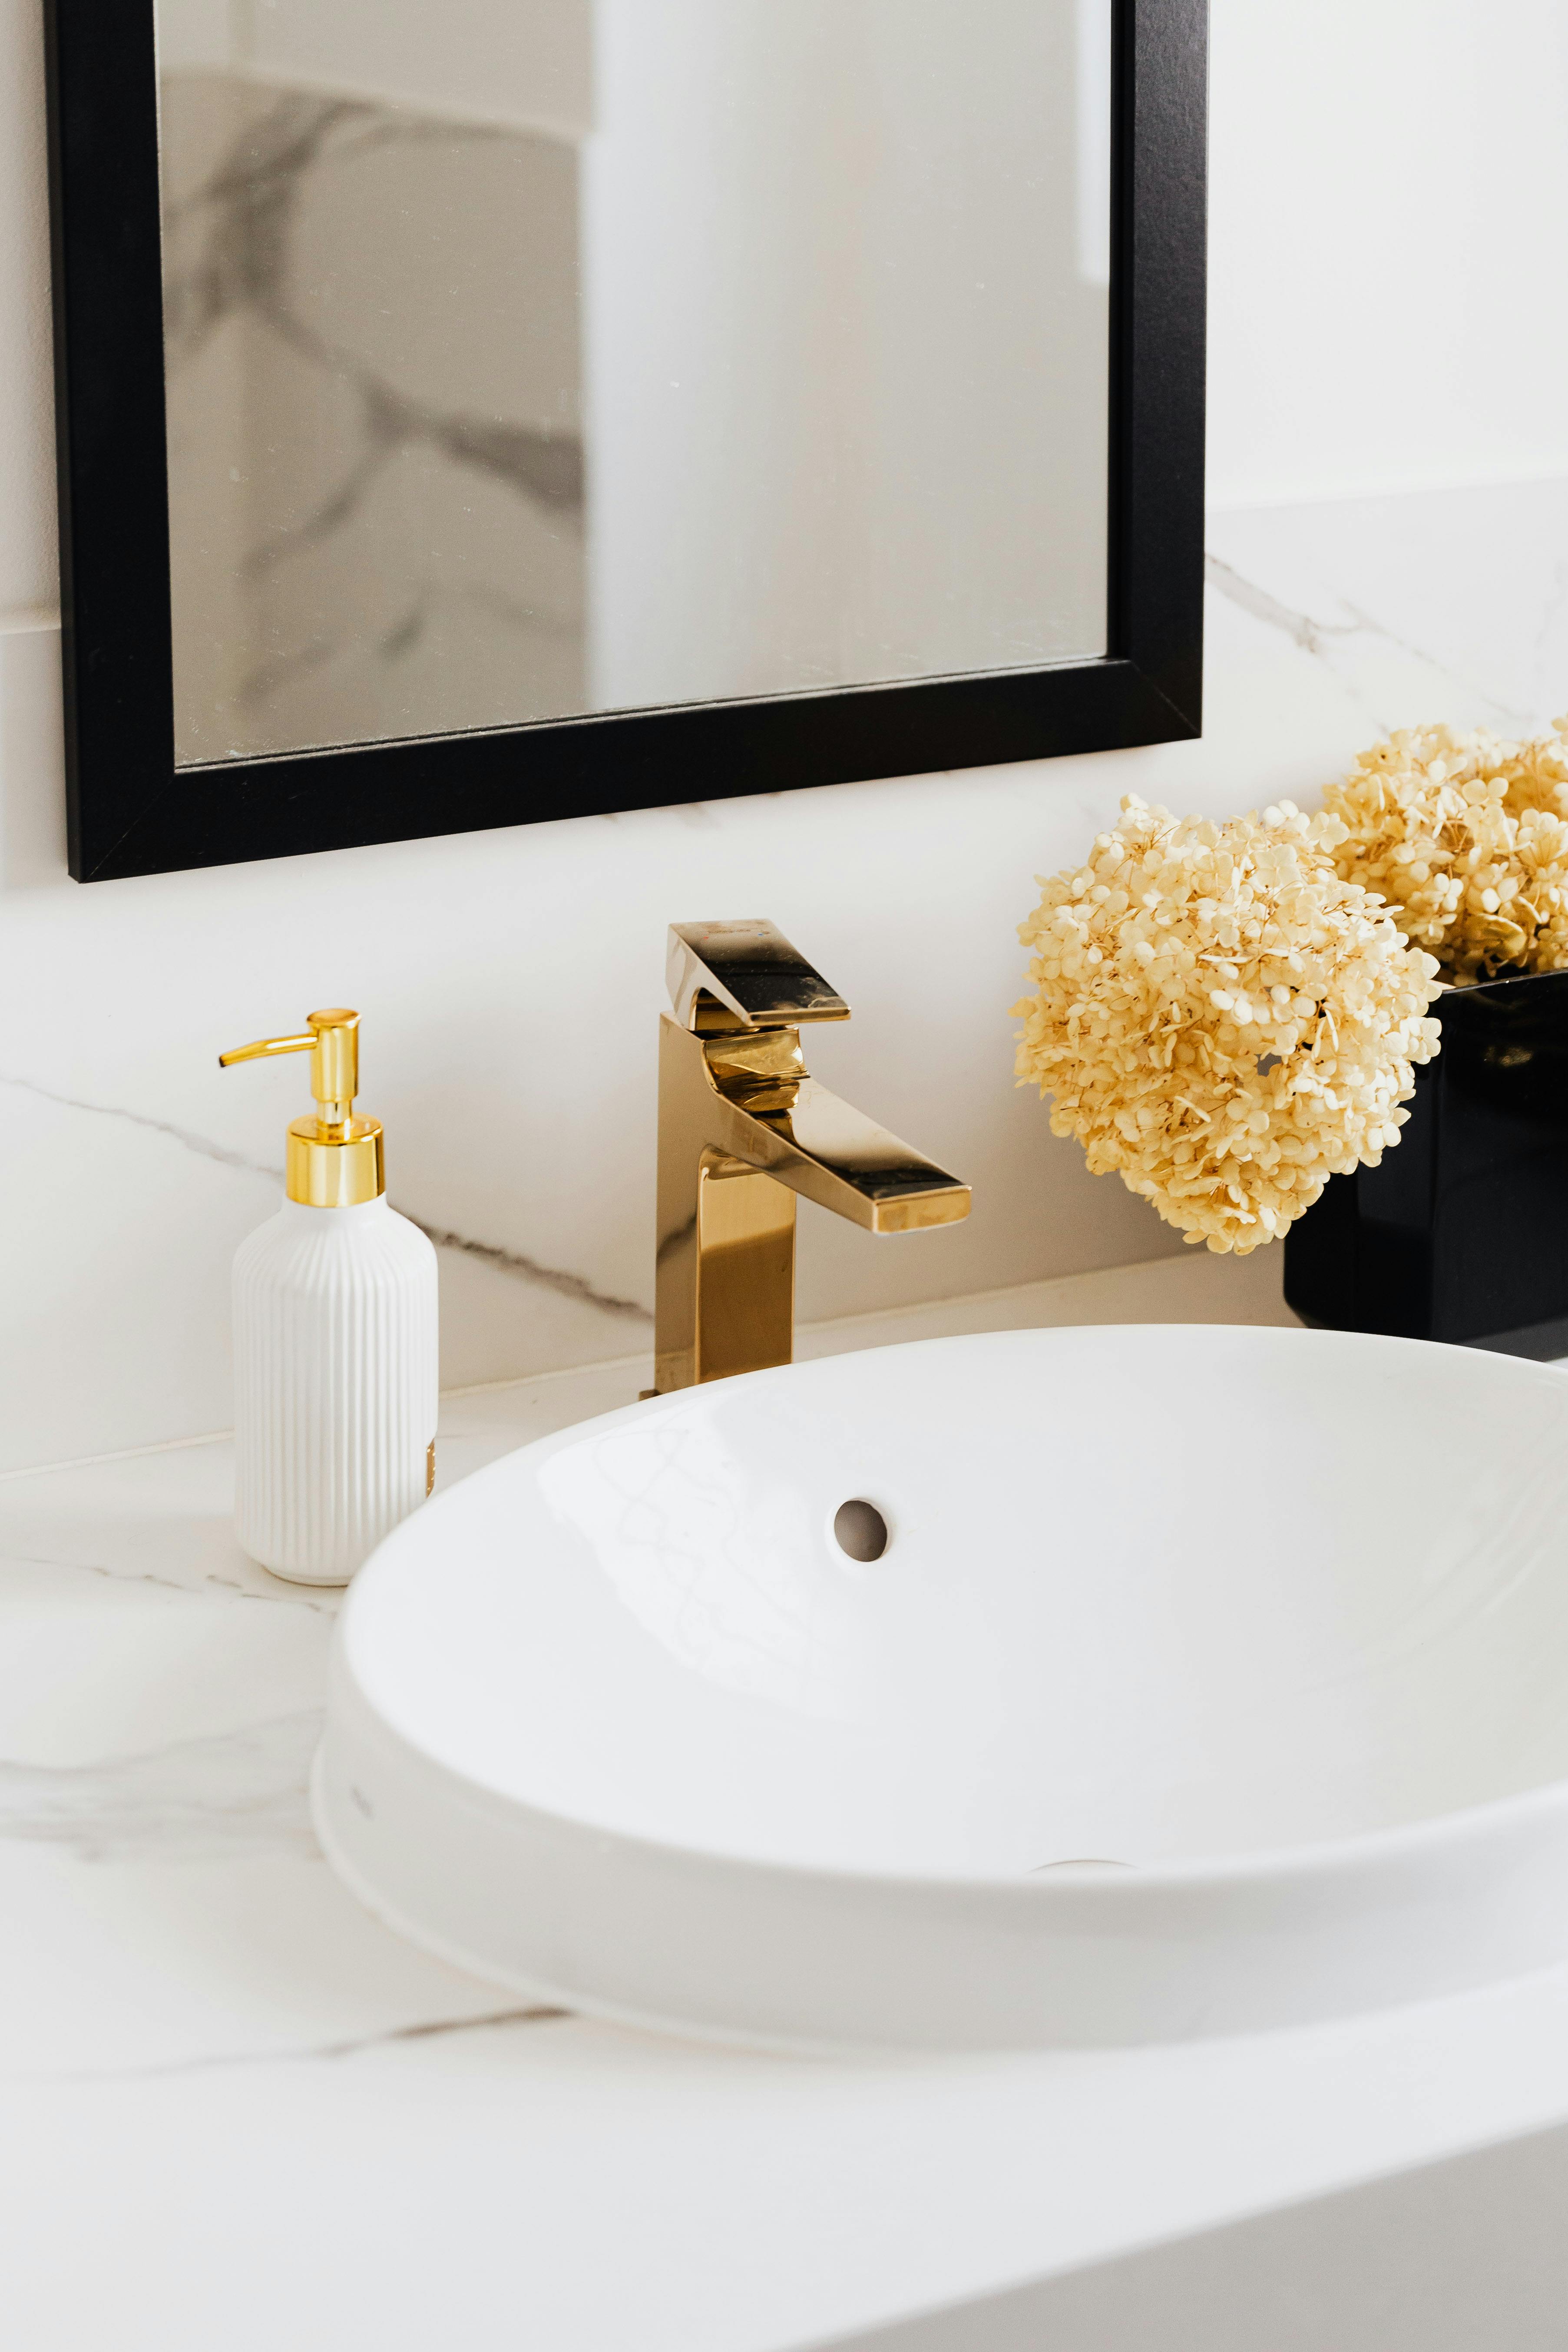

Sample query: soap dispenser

[218,1009,438,1585]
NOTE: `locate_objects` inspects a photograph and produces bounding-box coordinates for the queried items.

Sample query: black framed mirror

[43,0,1206,883]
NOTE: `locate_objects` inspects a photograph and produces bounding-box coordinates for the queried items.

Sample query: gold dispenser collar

[218,1009,385,1207]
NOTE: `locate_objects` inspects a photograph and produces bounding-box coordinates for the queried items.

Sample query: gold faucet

[653,921,971,1392]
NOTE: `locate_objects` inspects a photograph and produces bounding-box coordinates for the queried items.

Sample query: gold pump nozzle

[219,1009,384,1206]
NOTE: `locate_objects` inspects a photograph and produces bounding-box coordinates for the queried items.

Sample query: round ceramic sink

[314,1324,1568,2049]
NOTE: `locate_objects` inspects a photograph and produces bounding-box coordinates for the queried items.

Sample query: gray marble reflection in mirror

[154,0,1113,764]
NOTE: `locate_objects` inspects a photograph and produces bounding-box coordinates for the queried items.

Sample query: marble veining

[0,1069,283,1179]
[160,73,586,759]
[0,1710,320,1862]
[1204,550,1538,733]
[0,1070,651,1326]
[16,2002,567,2090]
[417,1222,649,1319]
[0,1542,298,1610]
[163,93,583,521]
[1207,481,1568,742]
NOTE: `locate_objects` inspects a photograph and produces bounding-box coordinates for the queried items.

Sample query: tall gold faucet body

[654,921,971,1393]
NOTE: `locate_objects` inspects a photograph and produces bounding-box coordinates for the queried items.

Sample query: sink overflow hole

[834,1499,889,1562]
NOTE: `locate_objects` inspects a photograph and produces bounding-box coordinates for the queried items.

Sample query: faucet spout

[653,923,970,1393]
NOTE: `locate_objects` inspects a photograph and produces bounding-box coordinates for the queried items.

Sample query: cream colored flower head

[1325,719,1568,983]
[1014,795,1443,1254]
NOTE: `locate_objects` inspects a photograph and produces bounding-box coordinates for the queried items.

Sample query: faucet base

[655,1154,795,1392]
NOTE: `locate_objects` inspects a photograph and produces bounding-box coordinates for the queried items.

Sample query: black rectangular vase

[1283,968,1568,1356]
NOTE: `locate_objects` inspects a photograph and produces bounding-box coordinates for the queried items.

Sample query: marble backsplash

[0,474,1566,1473]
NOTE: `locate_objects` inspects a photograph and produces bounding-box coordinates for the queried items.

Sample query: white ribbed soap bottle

[219,1009,438,1586]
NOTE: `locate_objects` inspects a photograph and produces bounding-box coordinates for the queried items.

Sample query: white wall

[2,0,1568,1472]
[1206,0,1568,509]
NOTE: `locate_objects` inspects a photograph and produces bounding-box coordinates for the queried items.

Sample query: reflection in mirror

[155,0,1112,765]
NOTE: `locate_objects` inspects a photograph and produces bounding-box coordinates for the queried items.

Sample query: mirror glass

[154,1,1112,765]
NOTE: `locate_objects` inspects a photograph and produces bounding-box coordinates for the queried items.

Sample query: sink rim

[329,1627,1568,1896]
[337,1322,1568,1897]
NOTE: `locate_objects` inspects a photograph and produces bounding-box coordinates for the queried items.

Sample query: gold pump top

[218,1009,385,1207]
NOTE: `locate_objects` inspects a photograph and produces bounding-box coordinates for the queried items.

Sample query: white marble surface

[6,1256,1568,2352]
[3,477,1568,1473]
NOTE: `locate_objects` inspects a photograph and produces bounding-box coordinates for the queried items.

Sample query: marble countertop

[7,1253,1568,2351]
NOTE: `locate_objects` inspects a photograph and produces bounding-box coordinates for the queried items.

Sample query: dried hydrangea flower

[1014,795,1443,1254]
[1326,720,1568,982]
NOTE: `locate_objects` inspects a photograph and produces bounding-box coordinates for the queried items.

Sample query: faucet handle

[667,921,851,1032]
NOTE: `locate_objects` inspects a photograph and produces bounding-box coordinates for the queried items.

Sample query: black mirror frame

[43,0,1207,883]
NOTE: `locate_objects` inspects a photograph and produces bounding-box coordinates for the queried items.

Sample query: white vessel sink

[315,1325,1568,2050]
